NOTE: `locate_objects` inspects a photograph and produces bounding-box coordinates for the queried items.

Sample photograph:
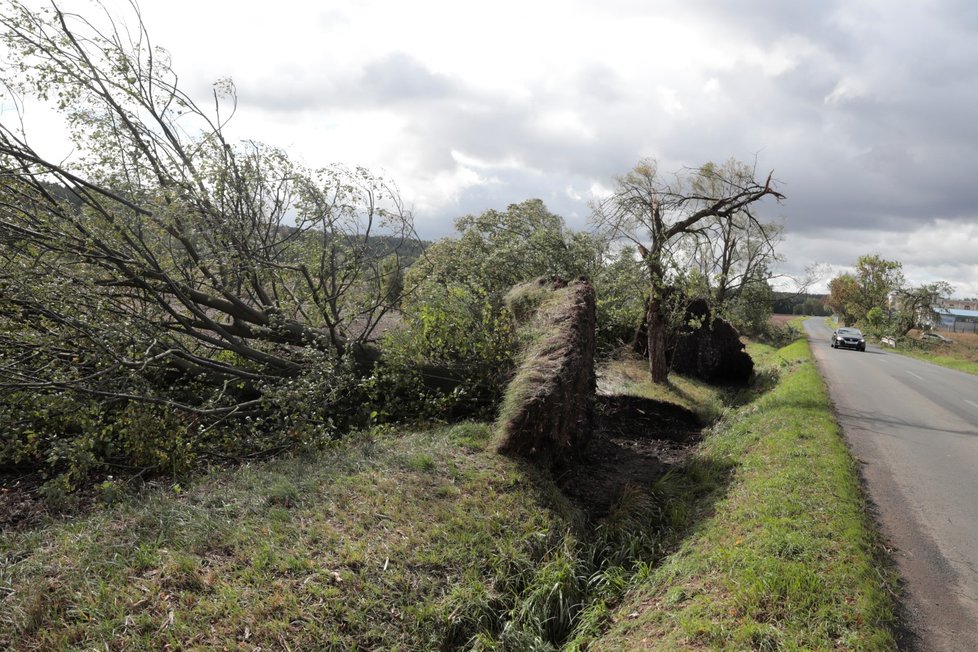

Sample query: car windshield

[838,328,862,337]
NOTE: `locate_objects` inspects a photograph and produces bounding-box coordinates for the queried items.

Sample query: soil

[558,394,701,518]
[0,473,57,530]
[769,313,796,326]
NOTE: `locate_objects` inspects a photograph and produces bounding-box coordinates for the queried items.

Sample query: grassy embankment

[0,423,582,650]
[0,336,898,650]
[590,338,898,650]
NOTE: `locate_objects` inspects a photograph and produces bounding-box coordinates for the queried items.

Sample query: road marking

[966,400,978,411]
[906,371,924,380]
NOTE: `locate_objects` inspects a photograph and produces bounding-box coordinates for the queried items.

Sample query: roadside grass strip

[590,339,899,650]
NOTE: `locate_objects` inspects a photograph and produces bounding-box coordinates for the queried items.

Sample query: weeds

[0,423,568,650]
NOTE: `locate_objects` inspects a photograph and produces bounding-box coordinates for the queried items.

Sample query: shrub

[0,348,365,491]
[375,284,520,419]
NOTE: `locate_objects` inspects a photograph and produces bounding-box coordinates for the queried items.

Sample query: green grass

[0,338,899,650]
[597,355,726,424]
[0,423,575,650]
[587,339,899,650]
[788,315,809,331]
[914,354,978,375]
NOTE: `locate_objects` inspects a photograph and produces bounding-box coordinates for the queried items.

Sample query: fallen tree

[592,158,783,383]
[668,298,753,383]
[0,1,416,419]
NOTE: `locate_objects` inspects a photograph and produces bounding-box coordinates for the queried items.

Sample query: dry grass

[908,328,978,362]
[898,328,978,375]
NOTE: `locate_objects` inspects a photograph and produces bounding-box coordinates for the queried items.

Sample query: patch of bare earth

[558,394,701,518]
[769,313,795,326]
[0,474,56,530]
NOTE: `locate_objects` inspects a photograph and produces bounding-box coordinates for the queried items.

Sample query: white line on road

[966,400,978,411]
[906,371,924,380]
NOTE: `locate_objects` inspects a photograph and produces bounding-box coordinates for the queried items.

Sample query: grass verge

[588,338,899,650]
[885,330,978,376]
[898,351,978,375]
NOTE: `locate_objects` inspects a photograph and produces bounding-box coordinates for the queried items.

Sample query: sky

[5,0,978,296]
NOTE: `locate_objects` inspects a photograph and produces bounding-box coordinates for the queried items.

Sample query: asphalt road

[805,318,978,651]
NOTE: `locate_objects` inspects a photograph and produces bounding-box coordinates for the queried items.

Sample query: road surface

[805,319,978,651]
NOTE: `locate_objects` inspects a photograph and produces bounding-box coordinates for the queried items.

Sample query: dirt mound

[496,278,597,470]
[559,395,700,518]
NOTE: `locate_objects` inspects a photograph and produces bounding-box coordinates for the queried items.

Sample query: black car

[831,327,866,351]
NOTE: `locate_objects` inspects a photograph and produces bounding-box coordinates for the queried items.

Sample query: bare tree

[684,160,784,311]
[591,158,784,383]
[0,1,417,414]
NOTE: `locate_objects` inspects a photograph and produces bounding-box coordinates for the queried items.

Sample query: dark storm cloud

[245,51,457,112]
[638,1,978,241]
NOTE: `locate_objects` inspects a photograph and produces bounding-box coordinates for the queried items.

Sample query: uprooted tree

[591,158,784,383]
[0,0,417,421]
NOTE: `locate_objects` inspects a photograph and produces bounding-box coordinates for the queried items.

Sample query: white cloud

[824,77,870,105]
[5,0,978,297]
[657,87,684,116]
[779,220,978,297]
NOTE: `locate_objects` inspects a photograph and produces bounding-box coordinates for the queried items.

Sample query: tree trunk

[646,294,669,383]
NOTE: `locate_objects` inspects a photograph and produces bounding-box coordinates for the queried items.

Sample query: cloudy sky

[8,0,978,295]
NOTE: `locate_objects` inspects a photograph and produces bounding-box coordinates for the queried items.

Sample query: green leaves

[827,255,950,336]
[411,199,602,298]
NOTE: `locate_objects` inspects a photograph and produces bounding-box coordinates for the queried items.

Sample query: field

[769,313,798,327]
